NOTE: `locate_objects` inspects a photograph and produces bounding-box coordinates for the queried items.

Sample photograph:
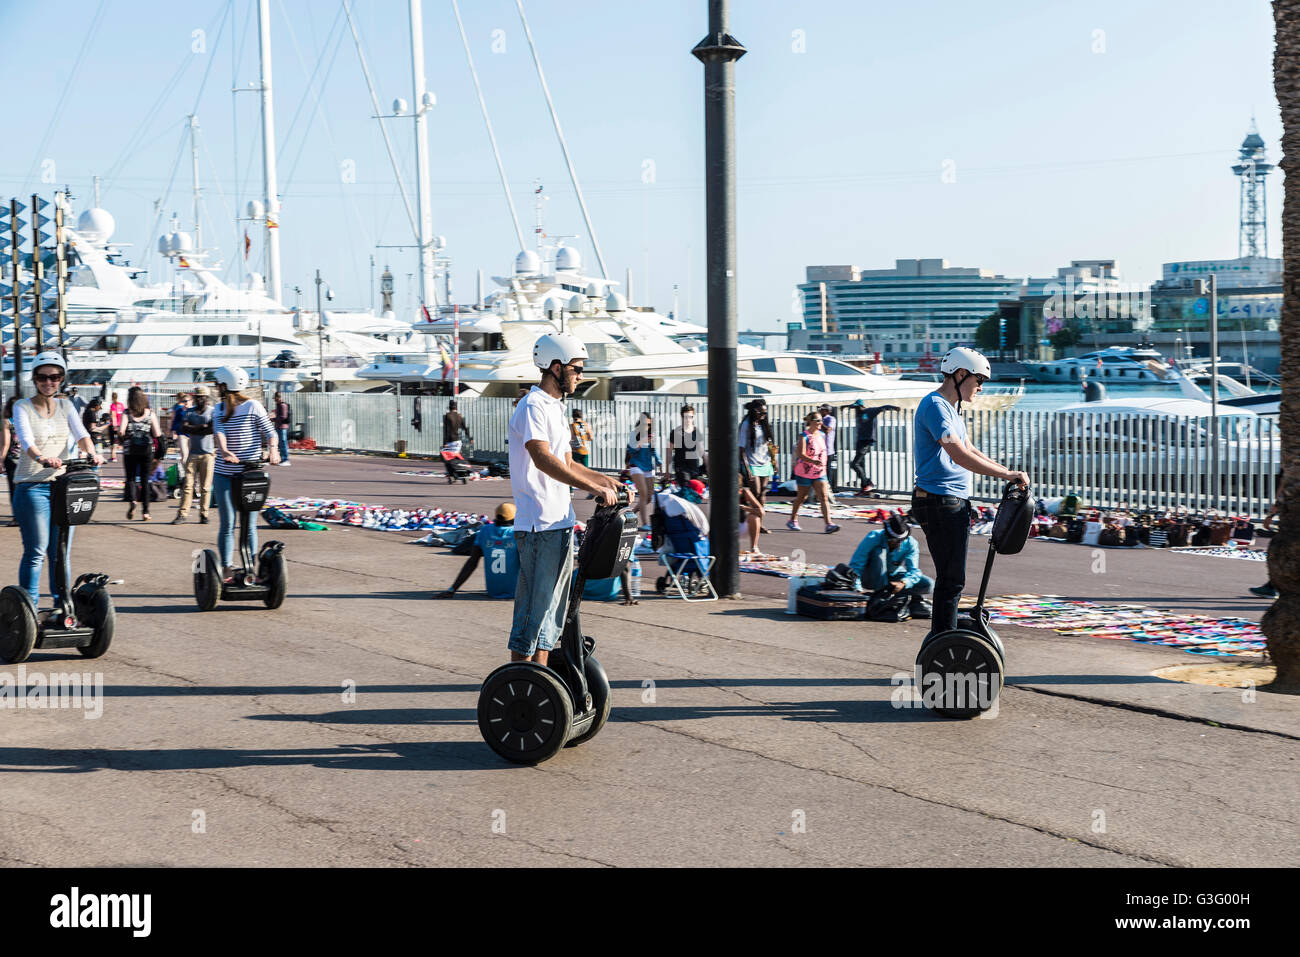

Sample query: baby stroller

[441,448,472,484]
[654,511,717,602]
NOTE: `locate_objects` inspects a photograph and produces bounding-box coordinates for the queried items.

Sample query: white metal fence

[288,392,1280,517]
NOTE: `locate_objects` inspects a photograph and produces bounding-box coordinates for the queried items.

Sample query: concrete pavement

[0,453,1295,867]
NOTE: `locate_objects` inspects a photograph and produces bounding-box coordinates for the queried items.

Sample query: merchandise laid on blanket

[264,496,490,534]
[1023,495,1268,555]
[968,594,1267,660]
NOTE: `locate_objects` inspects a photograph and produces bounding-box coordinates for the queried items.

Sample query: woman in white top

[11,352,103,611]
[210,366,279,582]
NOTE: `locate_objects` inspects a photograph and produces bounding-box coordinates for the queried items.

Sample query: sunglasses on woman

[33,372,65,383]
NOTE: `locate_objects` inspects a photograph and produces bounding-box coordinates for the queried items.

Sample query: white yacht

[358,245,1022,410]
[1028,346,1174,384]
[3,206,413,392]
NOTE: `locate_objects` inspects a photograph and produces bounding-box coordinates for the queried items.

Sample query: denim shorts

[795,475,827,488]
[508,526,575,656]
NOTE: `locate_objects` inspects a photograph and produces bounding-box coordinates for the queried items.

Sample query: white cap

[533,333,589,371]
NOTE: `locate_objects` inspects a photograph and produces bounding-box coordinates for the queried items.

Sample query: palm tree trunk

[1264,0,1300,688]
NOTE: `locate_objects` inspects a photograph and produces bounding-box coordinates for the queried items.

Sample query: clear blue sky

[0,0,1283,330]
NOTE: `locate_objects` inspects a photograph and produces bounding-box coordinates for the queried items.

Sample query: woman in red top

[787,411,839,534]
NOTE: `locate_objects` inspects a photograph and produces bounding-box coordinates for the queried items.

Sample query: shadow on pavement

[0,741,503,774]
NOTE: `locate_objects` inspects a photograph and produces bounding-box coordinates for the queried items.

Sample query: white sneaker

[278,461,291,467]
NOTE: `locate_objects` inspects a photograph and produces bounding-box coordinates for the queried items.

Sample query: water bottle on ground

[629,556,642,598]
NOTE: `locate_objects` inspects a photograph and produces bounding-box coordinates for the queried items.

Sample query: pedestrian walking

[846,399,900,493]
[108,391,125,461]
[211,366,279,583]
[10,352,103,614]
[667,404,707,488]
[569,408,593,466]
[169,391,192,461]
[442,399,472,454]
[910,348,1028,637]
[738,398,774,537]
[787,411,839,533]
[272,391,292,466]
[819,403,839,498]
[625,411,660,530]
[504,333,626,666]
[173,385,215,525]
[121,386,162,522]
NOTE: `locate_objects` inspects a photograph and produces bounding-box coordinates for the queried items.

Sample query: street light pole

[315,268,325,393]
[692,0,746,599]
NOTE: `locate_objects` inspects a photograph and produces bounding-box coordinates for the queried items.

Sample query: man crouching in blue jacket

[848,515,933,618]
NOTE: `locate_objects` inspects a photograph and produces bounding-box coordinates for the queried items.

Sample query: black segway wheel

[477,663,573,765]
[565,653,611,748]
[194,548,221,611]
[261,549,287,609]
[76,589,115,659]
[915,630,1004,719]
[0,585,37,665]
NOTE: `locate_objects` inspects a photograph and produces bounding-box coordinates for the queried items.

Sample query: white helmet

[30,350,68,374]
[212,366,250,392]
[939,347,991,380]
[533,333,588,371]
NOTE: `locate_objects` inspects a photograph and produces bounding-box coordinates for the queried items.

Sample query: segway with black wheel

[193,461,287,610]
[0,459,115,664]
[914,481,1032,718]
[477,489,638,764]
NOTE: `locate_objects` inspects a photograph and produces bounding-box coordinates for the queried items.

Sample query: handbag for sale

[1166,523,1191,547]
[1147,528,1169,548]
[1209,522,1233,546]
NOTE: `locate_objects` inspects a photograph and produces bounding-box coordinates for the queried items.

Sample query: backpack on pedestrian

[124,417,153,456]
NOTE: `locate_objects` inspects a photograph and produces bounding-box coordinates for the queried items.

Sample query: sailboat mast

[409,0,436,313]
[257,0,282,304]
[188,114,202,254]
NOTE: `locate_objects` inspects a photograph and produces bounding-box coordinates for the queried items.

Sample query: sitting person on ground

[848,514,934,618]
[435,502,519,599]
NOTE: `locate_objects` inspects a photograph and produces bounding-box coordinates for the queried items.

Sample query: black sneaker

[199,515,210,524]
[1249,585,1278,599]
[909,599,933,619]
[172,514,187,524]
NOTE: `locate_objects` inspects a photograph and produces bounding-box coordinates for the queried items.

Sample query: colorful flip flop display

[963,594,1266,659]
[393,469,504,481]
[739,555,831,579]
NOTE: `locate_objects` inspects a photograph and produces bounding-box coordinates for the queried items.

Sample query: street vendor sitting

[848,514,933,618]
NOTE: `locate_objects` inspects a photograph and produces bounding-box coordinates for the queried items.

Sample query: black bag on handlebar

[231,467,270,513]
[578,505,639,580]
[51,467,100,527]
[991,483,1035,555]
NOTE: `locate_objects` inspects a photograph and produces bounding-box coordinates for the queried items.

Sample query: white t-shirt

[508,386,575,533]
[822,413,837,452]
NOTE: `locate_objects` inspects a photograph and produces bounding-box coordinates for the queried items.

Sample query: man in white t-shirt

[506,333,629,665]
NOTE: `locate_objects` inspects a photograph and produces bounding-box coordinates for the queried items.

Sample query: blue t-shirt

[913,392,970,498]
[474,523,520,599]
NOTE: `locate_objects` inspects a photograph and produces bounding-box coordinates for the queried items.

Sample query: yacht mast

[257,0,283,304]
[408,0,436,312]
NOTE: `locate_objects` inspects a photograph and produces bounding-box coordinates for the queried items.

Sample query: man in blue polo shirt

[911,348,1028,636]
[434,502,521,599]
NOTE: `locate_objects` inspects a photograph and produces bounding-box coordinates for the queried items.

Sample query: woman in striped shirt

[210,366,280,582]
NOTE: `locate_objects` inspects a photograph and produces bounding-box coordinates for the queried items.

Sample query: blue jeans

[212,472,256,569]
[508,526,574,656]
[859,547,933,599]
[910,492,971,634]
[277,427,290,462]
[14,481,73,608]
